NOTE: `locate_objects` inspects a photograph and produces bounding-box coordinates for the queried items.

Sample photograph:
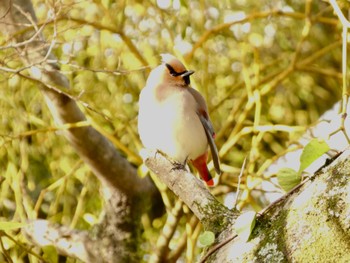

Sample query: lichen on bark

[206,150,350,262]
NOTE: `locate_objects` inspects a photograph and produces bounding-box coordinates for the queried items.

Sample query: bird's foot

[170,156,188,172]
[153,150,188,172]
[171,161,186,171]
[155,149,168,159]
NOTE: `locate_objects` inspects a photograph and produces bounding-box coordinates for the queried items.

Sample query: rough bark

[0,0,158,262]
[144,151,238,235]
[203,149,350,262]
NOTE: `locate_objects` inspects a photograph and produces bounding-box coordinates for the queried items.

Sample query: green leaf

[42,245,58,263]
[0,221,27,231]
[299,139,330,173]
[277,168,301,192]
[198,231,215,247]
[235,211,256,242]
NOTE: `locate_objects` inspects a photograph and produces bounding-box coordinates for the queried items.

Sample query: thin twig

[0,0,11,19]
[0,232,13,263]
[186,9,338,60]
[1,231,46,262]
[150,200,184,263]
[166,216,199,263]
[328,0,350,143]
[199,232,238,263]
[234,156,248,209]
[0,20,46,50]
[329,0,350,28]
[17,72,114,122]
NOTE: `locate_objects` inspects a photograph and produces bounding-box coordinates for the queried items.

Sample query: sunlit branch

[186,9,338,60]
[327,0,350,143]
[329,0,350,28]
[144,150,238,234]
[166,215,199,263]
[218,41,342,159]
[298,66,342,79]
[150,200,184,263]
[0,121,90,145]
[66,17,149,67]
[23,220,94,262]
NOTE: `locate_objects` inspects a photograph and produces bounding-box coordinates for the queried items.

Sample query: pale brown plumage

[138,54,221,186]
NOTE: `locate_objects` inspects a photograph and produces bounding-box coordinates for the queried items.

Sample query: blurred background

[0,0,345,261]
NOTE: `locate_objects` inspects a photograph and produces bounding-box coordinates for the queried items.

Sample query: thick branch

[0,0,158,261]
[144,151,238,234]
[0,0,154,198]
[206,149,350,262]
[23,220,95,262]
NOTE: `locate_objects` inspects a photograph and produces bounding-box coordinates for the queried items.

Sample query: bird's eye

[165,63,180,76]
[170,70,177,76]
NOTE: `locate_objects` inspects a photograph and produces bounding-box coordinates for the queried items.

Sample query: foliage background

[0,0,344,261]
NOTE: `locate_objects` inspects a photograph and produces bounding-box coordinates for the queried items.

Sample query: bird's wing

[187,88,221,175]
[198,114,221,175]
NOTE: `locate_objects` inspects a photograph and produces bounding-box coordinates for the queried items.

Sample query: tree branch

[144,151,238,234]
[1,0,155,201]
[185,9,337,61]
[205,149,350,262]
[0,0,159,261]
[23,220,95,262]
[150,199,184,262]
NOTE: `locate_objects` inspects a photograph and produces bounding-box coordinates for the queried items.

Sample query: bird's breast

[138,87,208,162]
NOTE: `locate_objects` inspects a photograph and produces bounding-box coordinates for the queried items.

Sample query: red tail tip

[206,178,214,187]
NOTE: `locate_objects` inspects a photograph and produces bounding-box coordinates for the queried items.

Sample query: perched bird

[138,54,221,186]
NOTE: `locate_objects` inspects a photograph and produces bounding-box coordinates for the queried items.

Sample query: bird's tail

[191,152,214,187]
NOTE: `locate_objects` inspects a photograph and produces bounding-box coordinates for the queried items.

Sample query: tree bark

[0,0,158,262]
[203,149,350,262]
[144,150,238,234]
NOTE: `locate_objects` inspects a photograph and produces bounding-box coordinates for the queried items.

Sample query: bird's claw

[154,149,188,172]
[171,161,186,171]
[155,149,167,159]
[170,156,188,172]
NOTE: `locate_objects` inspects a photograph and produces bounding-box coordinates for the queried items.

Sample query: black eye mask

[165,63,187,77]
[165,63,194,85]
[183,75,190,85]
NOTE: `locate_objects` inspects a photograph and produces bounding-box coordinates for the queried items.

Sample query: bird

[138,54,221,186]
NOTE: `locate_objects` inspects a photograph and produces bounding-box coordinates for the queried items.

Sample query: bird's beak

[181,70,195,77]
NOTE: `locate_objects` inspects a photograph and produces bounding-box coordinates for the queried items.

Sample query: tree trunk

[202,149,350,262]
[0,0,158,261]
